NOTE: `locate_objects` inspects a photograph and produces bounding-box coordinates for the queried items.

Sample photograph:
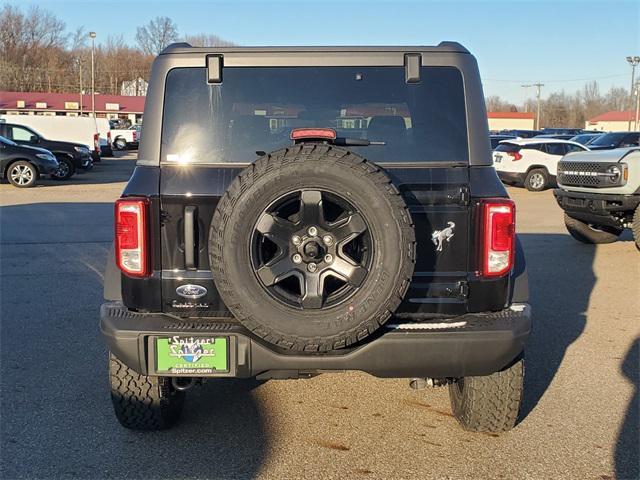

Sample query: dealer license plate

[155,336,228,374]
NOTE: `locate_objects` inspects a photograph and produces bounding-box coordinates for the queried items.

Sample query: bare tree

[182,33,236,47]
[135,16,178,55]
[0,4,68,91]
[485,95,519,112]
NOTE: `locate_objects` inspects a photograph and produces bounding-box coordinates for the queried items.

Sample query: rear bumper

[100,302,532,379]
[554,189,640,227]
[497,170,525,185]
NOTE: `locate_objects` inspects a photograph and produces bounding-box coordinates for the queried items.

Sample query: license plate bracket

[153,335,230,375]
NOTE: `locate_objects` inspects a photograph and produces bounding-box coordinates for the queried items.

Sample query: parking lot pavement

[1,165,638,479]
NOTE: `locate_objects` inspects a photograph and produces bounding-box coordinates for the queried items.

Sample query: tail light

[507,151,522,161]
[480,199,515,278]
[133,130,138,142]
[107,131,112,145]
[93,133,99,151]
[115,198,150,277]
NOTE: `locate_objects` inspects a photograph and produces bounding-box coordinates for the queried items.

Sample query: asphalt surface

[1,155,638,480]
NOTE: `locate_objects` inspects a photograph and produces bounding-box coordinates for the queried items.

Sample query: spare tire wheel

[209,144,416,352]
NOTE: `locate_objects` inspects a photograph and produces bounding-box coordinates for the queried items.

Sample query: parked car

[111,125,140,150]
[497,129,540,138]
[554,147,640,249]
[0,135,59,187]
[533,133,575,140]
[0,115,101,162]
[493,138,588,191]
[569,133,604,145]
[0,122,93,180]
[587,131,639,151]
[101,42,531,434]
[490,134,516,149]
[539,128,583,135]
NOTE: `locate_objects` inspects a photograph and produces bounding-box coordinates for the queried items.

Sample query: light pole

[626,56,640,131]
[635,81,640,131]
[77,58,83,115]
[521,84,531,112]
[90,31,97,118]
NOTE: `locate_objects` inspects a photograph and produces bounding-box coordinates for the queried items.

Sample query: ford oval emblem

[176,284,208,299]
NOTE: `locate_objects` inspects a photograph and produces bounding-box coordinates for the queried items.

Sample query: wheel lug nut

[292,235,301,246]
[324,254,333,263]
[307,226,318,237]
[307,262,317,272]
[292,254,302,264]
[322,235,333,246]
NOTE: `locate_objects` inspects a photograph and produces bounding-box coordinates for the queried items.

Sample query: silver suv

[554,147,640,249]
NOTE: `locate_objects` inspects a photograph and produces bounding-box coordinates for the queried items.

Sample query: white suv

[493,138,589,191]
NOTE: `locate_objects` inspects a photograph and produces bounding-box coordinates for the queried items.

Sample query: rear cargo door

[157,63,484,317]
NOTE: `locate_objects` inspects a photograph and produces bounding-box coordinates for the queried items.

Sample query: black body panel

[140,163,511,317]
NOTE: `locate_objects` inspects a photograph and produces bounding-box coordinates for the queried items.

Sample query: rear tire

[524,168,548,192]
[564,213,622,244]
[109,353,185,430]
[449,357,524,433]
[114,137,127,150]
[632,205,640,251]
[7,160,37,188]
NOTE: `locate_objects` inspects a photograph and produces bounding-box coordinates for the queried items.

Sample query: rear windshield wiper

[333,137,386,146]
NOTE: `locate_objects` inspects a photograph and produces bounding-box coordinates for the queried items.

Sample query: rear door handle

[184,206,197,270]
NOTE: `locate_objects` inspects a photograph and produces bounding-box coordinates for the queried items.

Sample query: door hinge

[446,281,469,299]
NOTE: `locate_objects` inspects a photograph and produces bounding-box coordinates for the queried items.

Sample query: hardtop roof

[160,42,470,55]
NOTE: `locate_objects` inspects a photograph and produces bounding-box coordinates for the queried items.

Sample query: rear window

[494,143,521,152]
[589,132,626,147]
[161,66,468,164]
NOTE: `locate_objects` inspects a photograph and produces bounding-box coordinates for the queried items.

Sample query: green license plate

[155,336,228,374]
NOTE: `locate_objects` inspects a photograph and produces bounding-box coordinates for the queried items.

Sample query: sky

[6,0,640,103]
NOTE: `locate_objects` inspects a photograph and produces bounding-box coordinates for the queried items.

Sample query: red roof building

[487,112,535,119]
[487,111,535,131]
[0,91,145,121]
[586,111,637,131]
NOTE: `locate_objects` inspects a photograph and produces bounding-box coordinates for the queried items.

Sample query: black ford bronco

[101,43,531,433]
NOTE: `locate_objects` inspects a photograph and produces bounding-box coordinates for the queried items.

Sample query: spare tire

[209,144,415,352]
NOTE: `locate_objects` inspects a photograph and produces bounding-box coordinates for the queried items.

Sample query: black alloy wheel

[251,189,372,310]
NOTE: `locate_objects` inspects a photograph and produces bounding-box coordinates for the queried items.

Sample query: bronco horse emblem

[431,221,455,252]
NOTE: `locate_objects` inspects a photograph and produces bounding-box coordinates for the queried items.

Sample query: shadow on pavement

[616,339,639,480]
[517,233,593,420]
[0,201,268,479]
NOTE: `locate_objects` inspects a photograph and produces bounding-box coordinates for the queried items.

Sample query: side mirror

[30,135,39,144]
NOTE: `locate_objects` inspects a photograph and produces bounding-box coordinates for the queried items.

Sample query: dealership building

[585,111,638,132]
[487,111,535,131]
[0,91,144,123]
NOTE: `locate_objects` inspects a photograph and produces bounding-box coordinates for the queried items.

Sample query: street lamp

[635,81,640,131]
[76,58,83,115]
[89,31,97,118]
[626,56,640,131]
[521,84,530,112]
